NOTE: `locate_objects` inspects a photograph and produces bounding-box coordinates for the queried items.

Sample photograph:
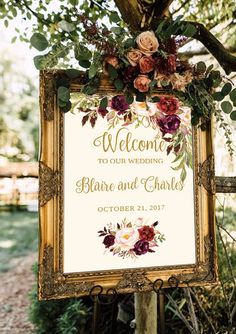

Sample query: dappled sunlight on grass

[0,210,38,272]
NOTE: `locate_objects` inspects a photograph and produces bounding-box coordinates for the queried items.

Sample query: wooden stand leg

[134,292,157,334]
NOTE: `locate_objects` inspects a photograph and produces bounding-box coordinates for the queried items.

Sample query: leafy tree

[0,51,39,161]
[0,0,235,73]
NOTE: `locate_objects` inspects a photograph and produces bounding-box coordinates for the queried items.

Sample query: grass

[0,210,38,272]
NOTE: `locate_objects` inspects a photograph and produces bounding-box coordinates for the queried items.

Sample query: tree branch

[114,0,142,31]
[189,21,236,74]
[153,0,174,18]
[115,0,236,73]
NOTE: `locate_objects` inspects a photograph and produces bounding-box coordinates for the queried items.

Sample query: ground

[0,211,38,334]
[0,253,36,334]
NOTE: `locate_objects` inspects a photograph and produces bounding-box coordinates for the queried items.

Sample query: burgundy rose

[157,96,179,115]
[98,107,108,117]
[138,226,155,241]
[123,66,139,84]
[103,235,115,248]
[158,114,181,135]
[133,239,149,255]
[111,95,129,114]
[139,56,155,74]
[156,54,176,74]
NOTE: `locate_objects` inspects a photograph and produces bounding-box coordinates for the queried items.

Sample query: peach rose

[139,56,155,73]
[115,228,139,250]
[170,71,193,92]
[104,55,119,68]
[127,49,143,66]
[134,75,151,92]
[136,31,159,55]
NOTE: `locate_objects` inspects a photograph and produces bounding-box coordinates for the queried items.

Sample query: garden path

[0,253,36,334]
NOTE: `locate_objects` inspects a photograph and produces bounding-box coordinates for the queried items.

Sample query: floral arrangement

[31,16,235,157]
[98,218,165,259]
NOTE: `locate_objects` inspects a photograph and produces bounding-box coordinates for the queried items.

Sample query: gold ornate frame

[38,70,217,300]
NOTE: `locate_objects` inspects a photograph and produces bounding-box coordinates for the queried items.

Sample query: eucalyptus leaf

[114,79,124,91]
[212,92,224,101]
[230,110,236,121]
[197,61,206,72]
[221,101,233,114]
[124,38,135,49]
[58,86,70,102]
[229,88,236,102]
[110,11,120,23]
[107,64,118,80]
[88,64,97,79]
[125,93,134,104]
[61,101,72,113]
[79,59,91,68]
[65,69,80,79]
[221,82,232,96]
[182,24,197,37]
[33,55,45,70]
[30,33,48,51]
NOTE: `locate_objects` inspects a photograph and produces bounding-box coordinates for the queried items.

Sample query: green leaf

[180,167,187,182]
[65,69,80,79]
[107,64,118,80]
[197,61,206,72]
[182,24,197,37]
[110,27,124,35]
[136,92,146,102]
[77,45,92,59]
[125,93,134,104]
[191,115,199,126]
[79,59,91,68]
[33,55,45,70]
[221,101,233,114]
[151,96,160,103]
[58,86,70,102]
[100,97,108,109]
[212,92,224,101]
[150,80,157,90]
[110,11,120,23]
[230,110,236,121]
[221,83,232,96]
[88,64,97,79]
[58,99,67,107]
[30,33,48,51]
[82,85,97,95]
[124,38,135,49]
[229,88,236,103]
[61,101,72,113]
[114,79,124,91]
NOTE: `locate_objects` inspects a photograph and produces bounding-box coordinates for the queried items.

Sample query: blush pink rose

[139,56,155,73]
[127,49,143,66]
[115,228,139,249]
[136,31,159,55]
[134,75,151,93]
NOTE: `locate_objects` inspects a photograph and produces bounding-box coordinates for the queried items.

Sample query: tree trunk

[134,292,157,334]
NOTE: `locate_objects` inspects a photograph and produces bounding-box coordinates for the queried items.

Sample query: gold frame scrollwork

[38,70,218,300]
